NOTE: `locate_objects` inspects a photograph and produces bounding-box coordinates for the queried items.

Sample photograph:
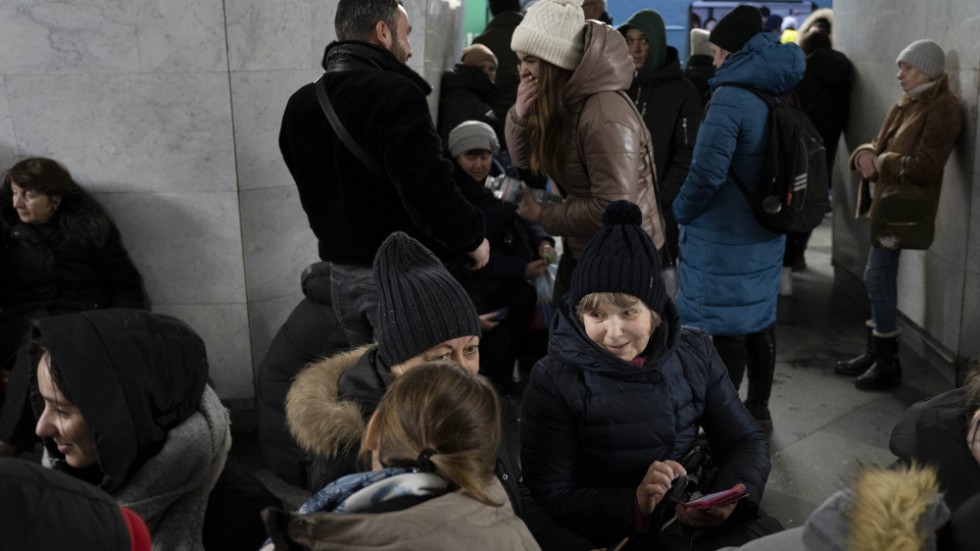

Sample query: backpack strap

[314,76,385,178]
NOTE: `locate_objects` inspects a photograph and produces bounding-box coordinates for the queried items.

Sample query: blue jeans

[329,263,379,347]
[864,246,902,334]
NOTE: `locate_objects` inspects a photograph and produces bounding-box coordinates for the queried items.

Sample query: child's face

[456,149,493,182]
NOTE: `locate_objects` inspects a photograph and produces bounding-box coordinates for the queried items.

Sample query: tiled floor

[231,214,956,529]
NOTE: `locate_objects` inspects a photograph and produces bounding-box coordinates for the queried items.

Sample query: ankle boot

[855,336,902,390]
[713,335,747,391]
[835,323,875,376]
[744,326,776,428]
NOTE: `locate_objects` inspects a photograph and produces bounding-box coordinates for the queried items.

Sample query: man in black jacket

[279,0,489,347]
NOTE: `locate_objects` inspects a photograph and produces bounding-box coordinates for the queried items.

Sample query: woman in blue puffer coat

[672,5,805,428]
[521,201,778,550]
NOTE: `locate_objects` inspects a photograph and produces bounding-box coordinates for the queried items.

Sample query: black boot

[744,325,776,429]
[855,336,902,390]
[713,335,747,391]
[835,323,875,376]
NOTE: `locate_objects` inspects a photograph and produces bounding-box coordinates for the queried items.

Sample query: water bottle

[485,174,563,206]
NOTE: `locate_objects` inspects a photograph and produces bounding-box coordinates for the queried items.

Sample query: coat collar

[321,40,432,96]
[898,73,948,107]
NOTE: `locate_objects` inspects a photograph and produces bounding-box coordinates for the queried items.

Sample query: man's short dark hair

[489,0,522,17]
[335,0,402,42]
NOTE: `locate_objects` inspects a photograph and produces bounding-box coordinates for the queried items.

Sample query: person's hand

[478,312,500,332]
[635,460,686,516]
[538,242,556,264]
[525,259,549,279]
[516,186,543,223]
[857,151,878,181]
[673,483,746,527]
[514,73,538,119]
[467,238,490,270]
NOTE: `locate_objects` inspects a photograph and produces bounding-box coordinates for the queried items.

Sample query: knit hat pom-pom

[603,200,642,227]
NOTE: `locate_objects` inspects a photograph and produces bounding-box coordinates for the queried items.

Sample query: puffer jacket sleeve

[689,333,770,514]
[672,87,742,225]
[520,360,632,545]
[505,108,533,171]
[537,94,647,240]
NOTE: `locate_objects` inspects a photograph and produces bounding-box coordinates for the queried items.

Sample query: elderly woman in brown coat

[835,39,962,390]
[505,0,664,303]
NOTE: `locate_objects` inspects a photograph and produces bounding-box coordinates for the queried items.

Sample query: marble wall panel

[154,302,254,400]
[231,70,320,191]
[0,1,139,75]
[0,78,16,169]
[4,73,236,193]
[96,191,248,306]
[239,185,318,303]
[135,0,227,73]
[226,0,314,72]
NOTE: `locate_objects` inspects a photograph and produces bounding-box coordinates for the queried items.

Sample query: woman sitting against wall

[0,157,145,457]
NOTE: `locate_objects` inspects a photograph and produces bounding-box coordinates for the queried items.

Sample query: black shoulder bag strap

[314,76,385,178]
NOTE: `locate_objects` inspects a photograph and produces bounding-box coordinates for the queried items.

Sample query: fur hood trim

[848,464,947,551]
[286,345,373,459]
[799,8,834,42]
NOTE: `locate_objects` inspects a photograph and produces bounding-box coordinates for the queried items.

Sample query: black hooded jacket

[437,64,501,145]
[626,46,703,260]
[795,47,852,169]
[29,309,209,492]
[279,41,486,267]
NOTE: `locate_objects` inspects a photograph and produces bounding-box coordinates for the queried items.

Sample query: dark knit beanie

[373,232,480,368]
[569,201,666,315]
[711,5,763,53]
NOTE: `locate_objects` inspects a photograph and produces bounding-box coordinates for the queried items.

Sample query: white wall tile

[231,70,320,191]
[96,191,247,305]
[4,73,236,193]
[225,0,314,72]
[239,185,318,302]
[135,0,227,73]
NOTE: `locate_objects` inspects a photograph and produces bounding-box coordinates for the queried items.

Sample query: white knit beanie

[690,28,711,57]
[896,39,945,80]
[511,0,585,71]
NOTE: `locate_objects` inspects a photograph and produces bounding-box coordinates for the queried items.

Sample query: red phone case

[683,486,747,510]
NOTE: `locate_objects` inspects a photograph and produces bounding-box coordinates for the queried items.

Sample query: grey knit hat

[373,232,480,368]
[511,0,585,71]
[569,201,666,315]
[896,39,945,80]
[448,121,499,158]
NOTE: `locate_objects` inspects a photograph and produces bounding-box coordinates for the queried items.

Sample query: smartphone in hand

[683,486,747,510]
[491,307,509,321]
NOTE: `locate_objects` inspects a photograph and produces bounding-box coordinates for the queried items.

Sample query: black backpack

[721,83,829,234]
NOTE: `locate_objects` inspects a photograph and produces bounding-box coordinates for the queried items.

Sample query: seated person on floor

[447,120,554,393]
[263,362,539,550]
[286,231,592,550]
[887,361,980,550]
[29,308,278,551]
[520,201,780,550]
[0,157,145,458]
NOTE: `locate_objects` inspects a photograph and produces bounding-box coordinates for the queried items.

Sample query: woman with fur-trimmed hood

[286,231,593,550]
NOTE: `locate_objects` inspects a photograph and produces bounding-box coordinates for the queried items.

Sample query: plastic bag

[529,263,557,331]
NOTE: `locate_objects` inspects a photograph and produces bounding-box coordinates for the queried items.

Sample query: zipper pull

[682,117,689,147]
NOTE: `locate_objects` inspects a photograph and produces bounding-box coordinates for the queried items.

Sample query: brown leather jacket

[506,21,664,259]
[848,74,962,218]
